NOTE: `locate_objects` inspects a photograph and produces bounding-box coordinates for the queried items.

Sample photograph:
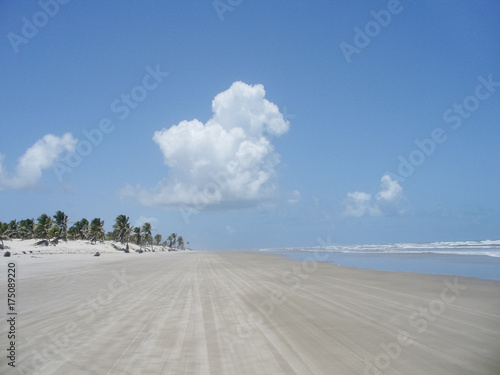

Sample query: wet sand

[1,251,499,374]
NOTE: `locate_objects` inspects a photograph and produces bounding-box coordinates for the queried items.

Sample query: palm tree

[89,218,105,244]
[48,225,60,240]
[7,220,19,239]
[132,227,142,248]
[0,222,10,249]
[113,215,131,249]
[67,225,78,240]
[142,222,152,249]
[19,218,35,239]
[69,219,89,240]
[53,211,68,240]
[79,219,89,239]
[177,236,184,250]
[35,214,53,241]
[170,233,177,248]
[154,234,162,246]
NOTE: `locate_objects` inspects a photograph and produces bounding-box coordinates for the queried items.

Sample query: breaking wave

[258,240,500,258]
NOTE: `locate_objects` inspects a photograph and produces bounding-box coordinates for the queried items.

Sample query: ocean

[257,240,500,281]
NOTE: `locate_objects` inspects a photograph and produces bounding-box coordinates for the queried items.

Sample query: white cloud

[373,174,403,215]
[343,191,372,217]
[0,133,77,191]
[376,175,402,203]
[123,81,290,208]
[343,175,404,217]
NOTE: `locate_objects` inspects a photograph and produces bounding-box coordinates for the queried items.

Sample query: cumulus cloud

[343,191,373,217]
[343,175,403,217]
[0,133,77,191]
[373,174,403,215]
[123,81,290,208]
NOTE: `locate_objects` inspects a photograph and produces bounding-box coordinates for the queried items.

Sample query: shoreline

[259,249,500,281]
[1,251,499,374]
[2,238,499,282]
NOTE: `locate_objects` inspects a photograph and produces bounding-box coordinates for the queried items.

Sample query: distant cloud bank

[122,81,290,209]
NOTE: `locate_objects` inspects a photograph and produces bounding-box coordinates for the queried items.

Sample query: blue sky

[1,0,499,249]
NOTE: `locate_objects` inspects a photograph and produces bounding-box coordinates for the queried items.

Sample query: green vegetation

[112,214,131,247]
[19,218,35,240]
[0,211,189,251]
[35,214,53,241]
[89,218,105,244]
[53,211,68,239]
[154,234,162,246]
[132,226,142,248]
[0,221,10,248]
[142,222,152,249]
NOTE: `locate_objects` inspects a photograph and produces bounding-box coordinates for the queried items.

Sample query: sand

[1,250,499,374]
[1,239,172,256]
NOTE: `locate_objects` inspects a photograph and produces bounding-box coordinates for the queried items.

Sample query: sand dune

[1,251,499,374]
[1,239,174,256]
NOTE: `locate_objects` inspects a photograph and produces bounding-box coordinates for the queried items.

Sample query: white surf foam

[260,240,500,258]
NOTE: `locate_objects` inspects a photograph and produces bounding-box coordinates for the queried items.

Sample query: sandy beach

[1,249,499,374]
